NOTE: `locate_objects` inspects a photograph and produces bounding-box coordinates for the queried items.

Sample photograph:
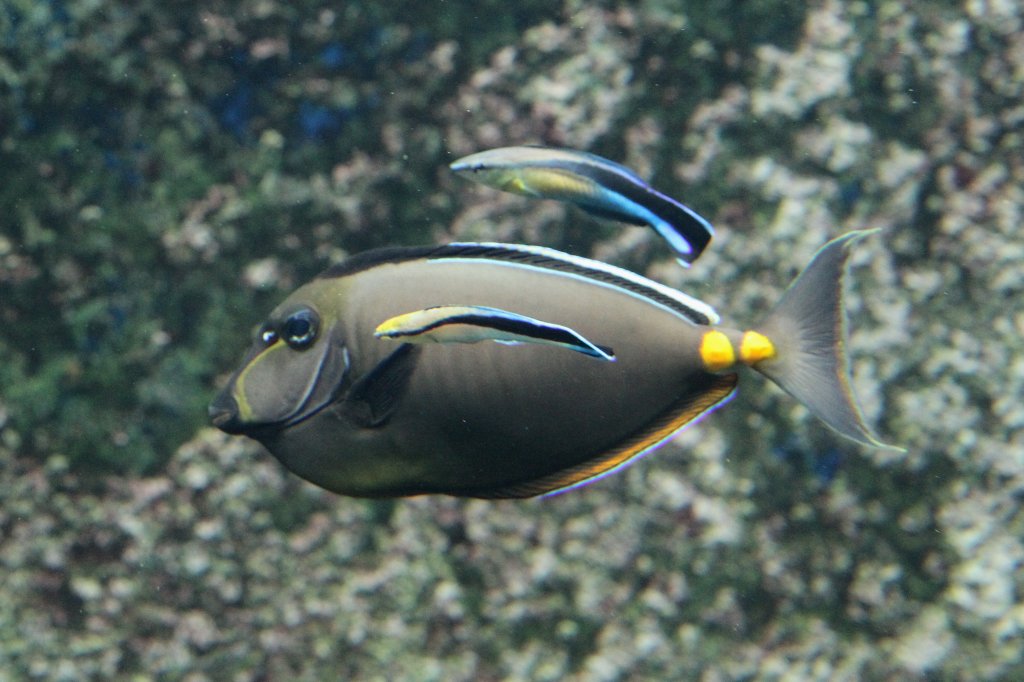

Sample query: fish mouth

[209,391,337,437]
[208,380,342,437]
[209,393,241,432]
[209,343,350,437]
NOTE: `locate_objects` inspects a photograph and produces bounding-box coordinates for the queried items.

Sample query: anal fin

[467,372,739,499]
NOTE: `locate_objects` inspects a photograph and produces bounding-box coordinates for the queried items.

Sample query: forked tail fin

[753,230,902,450]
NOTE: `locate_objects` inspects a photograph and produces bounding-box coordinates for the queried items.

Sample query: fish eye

[282,308,319,350]
[259,324,278,346]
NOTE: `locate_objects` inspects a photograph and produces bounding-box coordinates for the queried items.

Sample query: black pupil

[282,310,318,348]
[285,317,310,339]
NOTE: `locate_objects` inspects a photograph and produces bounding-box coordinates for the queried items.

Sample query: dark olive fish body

[211,234,898,498]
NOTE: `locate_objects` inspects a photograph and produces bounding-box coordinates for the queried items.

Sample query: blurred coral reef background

[1,0,1022,679]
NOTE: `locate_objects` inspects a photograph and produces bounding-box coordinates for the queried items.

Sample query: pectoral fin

[375,305,615,361]
[342,344,421,428]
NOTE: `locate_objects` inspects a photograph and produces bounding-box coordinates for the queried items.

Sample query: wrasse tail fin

[753,230,903,450]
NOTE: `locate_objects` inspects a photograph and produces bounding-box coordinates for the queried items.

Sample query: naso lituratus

[450,146,714,266]
[210,230,899,499]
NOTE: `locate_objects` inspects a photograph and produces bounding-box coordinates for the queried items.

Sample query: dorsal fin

[432,243,717,325]
[316,245,439,280]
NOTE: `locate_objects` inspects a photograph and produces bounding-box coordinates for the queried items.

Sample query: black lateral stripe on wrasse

[536,154,713,254]
[388,307,616,359]
[316,242,715,326]
[465,371,739,499]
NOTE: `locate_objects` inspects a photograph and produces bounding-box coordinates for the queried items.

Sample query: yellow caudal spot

[700,330,735,372]
[739,331,776,365]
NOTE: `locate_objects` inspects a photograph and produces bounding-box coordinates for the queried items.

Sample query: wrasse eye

[282,308,319,350]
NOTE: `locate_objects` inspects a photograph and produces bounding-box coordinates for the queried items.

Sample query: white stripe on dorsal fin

[437,242,719,325]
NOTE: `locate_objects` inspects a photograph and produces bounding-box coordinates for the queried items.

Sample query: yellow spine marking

[700,330,735,372]
[739,331,776,365]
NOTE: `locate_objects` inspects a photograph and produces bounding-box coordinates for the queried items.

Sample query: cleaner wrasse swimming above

[209,230,900,499]
[449,146,714,266]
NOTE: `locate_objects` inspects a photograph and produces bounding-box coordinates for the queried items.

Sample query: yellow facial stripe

[700,330,735,372]
[233,342,288,421]
[234,370,255,422]
[739,331,776,365]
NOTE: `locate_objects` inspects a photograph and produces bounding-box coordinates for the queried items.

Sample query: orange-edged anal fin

[468,372,739,499]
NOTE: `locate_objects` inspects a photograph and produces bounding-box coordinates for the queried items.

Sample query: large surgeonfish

[449,146,714,266]
[210,230,899,499]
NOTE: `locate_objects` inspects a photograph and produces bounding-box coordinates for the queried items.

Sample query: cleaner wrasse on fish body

[450,146,714,266]
[210,230,901,499]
